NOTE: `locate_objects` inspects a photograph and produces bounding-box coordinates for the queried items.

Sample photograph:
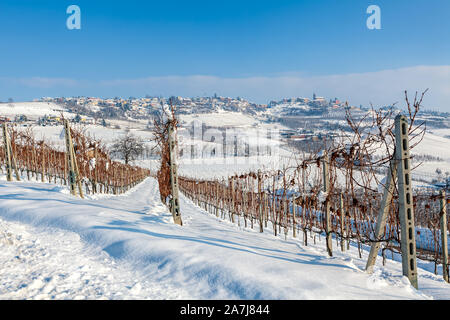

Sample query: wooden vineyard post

[168,122,182,226]
[301,165,308,245]
[216,180,220,217]
[120,167,124,194]
[230,178,235,223]
[395,115,418,289]
[242,183,247,228]
[322,150,333,257]
[73,123,84,197]
[41,146,46,182]
[33,146,38,181]
[440,190,449,283]
[292,199,297,238]
[64,119,83,198]
[339,193,345,252]
[64,119,76,195]
[2,123,13,181]
[73,122,84,198]
[258,171,264,233]
[272,175,277,236]
[215,182,219,217]
[366,160,397,273]
[63,148,68,185]
[264,192,268,228]
[283,196,288,239]
[2,123,20,181]
[10,140,20,182]
[93,145,98,193]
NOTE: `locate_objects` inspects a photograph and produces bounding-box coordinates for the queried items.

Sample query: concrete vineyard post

[258,171,264,233]
[365,115,419,289]
[366,160,397,273]
[395,115,418,289]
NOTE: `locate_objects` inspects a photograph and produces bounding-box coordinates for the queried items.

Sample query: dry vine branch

[150,98,178,205]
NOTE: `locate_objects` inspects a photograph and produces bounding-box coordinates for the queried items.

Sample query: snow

[180,112,259,127]
[413,132,450,161]
[0,218,188,300]
[1,102,449,299]
[0,102,72,119]
[318,190,328,204]
[0,177,449,299]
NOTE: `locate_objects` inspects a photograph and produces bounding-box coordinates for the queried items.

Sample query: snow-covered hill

[4,100,449,186]
[0,177,449,299]
[0,102,71,120]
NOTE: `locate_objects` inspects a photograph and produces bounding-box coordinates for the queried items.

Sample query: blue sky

[0,0,449,110]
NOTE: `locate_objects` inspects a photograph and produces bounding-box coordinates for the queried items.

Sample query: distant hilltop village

[35,93,361,121]
[1,93,443,129]
[38,95,266,118]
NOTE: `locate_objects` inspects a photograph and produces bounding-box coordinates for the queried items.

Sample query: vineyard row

[0,123,150,196]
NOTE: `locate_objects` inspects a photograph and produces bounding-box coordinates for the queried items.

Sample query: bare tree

[110,132,145,164]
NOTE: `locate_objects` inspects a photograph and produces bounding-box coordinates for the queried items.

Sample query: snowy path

[0,177,449,299]
[0,218,189,299]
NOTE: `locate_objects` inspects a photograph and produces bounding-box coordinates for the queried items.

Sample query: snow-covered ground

[0,102,73,120]
[0,218,189,300]
[180,111,259,128]
[1,101,449,300]
[179,110,289,131]
[0,177,449,300]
